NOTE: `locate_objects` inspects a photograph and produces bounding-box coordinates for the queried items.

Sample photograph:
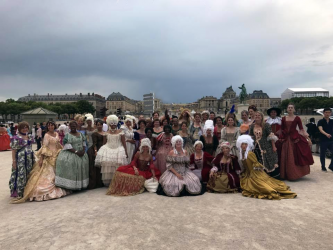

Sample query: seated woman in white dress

[156,135,205,197]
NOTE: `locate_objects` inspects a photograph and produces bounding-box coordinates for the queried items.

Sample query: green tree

[48,104,63,119]
[63,103,78,116]
[75,100,95,114]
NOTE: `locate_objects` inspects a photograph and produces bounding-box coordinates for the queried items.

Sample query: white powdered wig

[194,140,203,149]
[58,124,67,131]
[85,113,94,122]
[139,138,152,153]
[106,115,118,126]
[124,115,133,124]
[171,135,184,149]
[203,120,214,136]
[201,110,210,115]
[236,135,254,161]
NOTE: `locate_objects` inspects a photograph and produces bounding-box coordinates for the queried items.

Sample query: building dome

[107,92,126,101]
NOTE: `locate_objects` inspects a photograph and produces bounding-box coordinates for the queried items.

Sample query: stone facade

[18,93,106,118]
[106,92,138,115]
[198,96,219,112]
[247,90,270,113]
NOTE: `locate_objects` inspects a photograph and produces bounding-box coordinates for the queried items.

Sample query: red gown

[190,152,214,182]
[0,129,11,151]
[106,152,161,196]
[280,116,313,180]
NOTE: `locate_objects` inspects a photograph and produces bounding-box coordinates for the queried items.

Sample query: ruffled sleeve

[10,136,20,150]
[247,152,264,170]
[43,134,50,147]
[220,128,227,143]
[166,155,174,170]
[36,145,53,158]
[62,134,73,150]
[296,117,308,137]
[265,124,278,142]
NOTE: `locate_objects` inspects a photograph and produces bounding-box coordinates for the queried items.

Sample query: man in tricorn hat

[266,107,282,167]
[266,107,282,136]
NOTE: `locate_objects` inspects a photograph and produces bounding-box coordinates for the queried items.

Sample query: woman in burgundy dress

[280,104,314,181]
[207,141,241,193]
[107,138,161,196]
[213,116,224,141]
[189,141,214,183]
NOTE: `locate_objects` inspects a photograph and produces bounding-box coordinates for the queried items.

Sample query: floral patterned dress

[9,134,35,198]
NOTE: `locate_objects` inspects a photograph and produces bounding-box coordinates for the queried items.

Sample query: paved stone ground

[0,145,333,250]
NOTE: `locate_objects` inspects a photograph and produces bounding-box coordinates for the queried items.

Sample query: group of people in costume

[8,102,319,203]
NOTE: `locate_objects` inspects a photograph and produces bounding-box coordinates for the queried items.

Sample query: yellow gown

[241,152,297,200]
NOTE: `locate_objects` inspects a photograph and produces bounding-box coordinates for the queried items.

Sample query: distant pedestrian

[36,124,42,151]
[306,118,320,154]
[317,108,333,172]
[10,123,15,136]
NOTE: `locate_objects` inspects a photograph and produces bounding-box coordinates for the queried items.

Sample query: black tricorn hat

[267,107,281,117]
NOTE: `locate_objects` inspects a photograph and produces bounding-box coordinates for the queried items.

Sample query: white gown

[95,132,127,186]
[122,126,135,164]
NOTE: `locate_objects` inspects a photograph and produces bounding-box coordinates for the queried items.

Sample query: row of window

[293,92,329,97]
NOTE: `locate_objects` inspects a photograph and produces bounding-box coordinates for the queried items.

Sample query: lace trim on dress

[166,155,190,164]
[55,176,89,190]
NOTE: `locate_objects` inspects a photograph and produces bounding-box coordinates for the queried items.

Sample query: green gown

[55,133,89,190]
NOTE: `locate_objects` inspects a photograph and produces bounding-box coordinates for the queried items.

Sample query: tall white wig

[139,138,152,153]
[203,120,214,136]
[106,115,118,126]
[85,113,94,122]
[236,135,254,161]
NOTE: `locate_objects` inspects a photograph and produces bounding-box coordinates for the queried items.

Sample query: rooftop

[288,88,328,92]
[21,107,57,115]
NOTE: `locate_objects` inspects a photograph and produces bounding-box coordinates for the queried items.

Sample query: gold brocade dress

[12,133,69,203]
[240,152,296,200]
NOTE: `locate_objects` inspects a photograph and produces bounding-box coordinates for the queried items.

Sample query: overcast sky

[0,0,332,103]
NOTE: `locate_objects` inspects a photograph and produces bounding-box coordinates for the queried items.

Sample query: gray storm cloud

[0,0,332,102]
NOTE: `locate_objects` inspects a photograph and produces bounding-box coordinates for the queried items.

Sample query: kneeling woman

[157,135,204,197]
[55,121,89,190]
[207,142,241,193]
[107,138,161,196]
[236,135,297,200]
